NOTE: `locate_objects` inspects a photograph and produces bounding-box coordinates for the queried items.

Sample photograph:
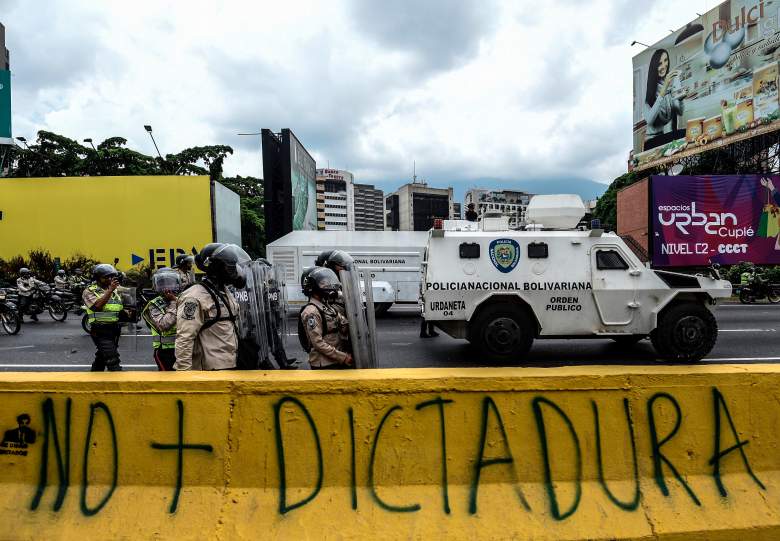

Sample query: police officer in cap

[82,264,126,371]
[175,254,196,288]
[174,243,246,371]
[301,267,353,369]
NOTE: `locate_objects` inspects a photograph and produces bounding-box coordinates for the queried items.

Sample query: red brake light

[433,219,443,230]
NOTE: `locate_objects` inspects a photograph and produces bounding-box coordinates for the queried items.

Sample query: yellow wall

[0,366,779,540]
[0,176,213,268]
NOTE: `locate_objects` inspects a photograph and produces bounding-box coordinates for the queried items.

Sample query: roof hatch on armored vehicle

[525,194,585,230]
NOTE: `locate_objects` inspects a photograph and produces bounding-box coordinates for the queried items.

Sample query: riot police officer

[82,264,125,371]
[142,267,181,371]
[300,267,353,369]
[174,243,247,371]
[175,254,196,288]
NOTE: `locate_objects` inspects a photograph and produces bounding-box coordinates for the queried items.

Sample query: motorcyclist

[300,267,353,369]
[16,268,45,322]
[82,264,126,371]
[174,243,247,371]
[175,254,196,289]
[142,267,181,371]
[54,270,69,290]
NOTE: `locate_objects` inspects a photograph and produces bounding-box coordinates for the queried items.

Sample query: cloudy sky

[2,0,713,198]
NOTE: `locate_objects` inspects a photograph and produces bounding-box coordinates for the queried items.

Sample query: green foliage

[220,176,265,257]
[724,262,780,284]
[0,251,99,286]
[592,171,638,231]
[4,131,234,180]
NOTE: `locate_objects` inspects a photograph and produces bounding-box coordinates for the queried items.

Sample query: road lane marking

[0,345,34,351]
[707,357,780,362]
[720,328,777,332]
[0,363,157,369]
[391,342,412,346]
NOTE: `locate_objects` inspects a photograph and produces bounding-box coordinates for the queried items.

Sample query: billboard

[0,69,10,143]
[288,130,316,230]
[632,1,780,171]
[262,128,316,243]
[651,174,780,267]
[0,176,214,269]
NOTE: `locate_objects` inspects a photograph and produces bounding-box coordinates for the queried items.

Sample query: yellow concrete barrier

[0,366,779,540]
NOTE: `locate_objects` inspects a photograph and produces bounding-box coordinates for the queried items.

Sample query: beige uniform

[54,276,69,289]
[174,282,238,371]
[302,298,350,368]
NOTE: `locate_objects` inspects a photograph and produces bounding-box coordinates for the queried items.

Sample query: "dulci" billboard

[632,1,780,171]
[651,174,780,267]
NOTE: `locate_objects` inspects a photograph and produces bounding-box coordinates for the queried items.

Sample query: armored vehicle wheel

[469,303,534,363]
[651,302,717,362]
[374,302,392,316]
[611,335,645,347]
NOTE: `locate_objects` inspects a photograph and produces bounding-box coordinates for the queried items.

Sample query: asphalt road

[0,303,778,371]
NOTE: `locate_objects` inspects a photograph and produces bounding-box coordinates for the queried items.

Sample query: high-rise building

[453,202,462,220]
[385,181,454,231]
[316,168,354,231]
[315,168,385,231]
[0,23,8,70]
[464,188,534,229]
[353,183,385,231]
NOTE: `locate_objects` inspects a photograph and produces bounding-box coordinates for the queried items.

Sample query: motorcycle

[16,283,69,322]
[739,274,780,304]
[0,289,21,335]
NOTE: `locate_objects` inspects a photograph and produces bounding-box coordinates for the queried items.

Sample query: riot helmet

[326,250,354,272]
[19,267,30,277]
[153,267,182,294]
[195,243,225,273]
[199,243,251,287]
[175,254,194,270]
[93,264,119,281]
[303,267,341,302]
[315,250,335,267]
[57,269,66,276]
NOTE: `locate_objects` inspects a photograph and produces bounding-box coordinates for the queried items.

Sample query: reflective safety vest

[142,296,176,349]
[85,285,124,325]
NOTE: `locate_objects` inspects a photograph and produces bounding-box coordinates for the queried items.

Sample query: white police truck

[422,195,732,363]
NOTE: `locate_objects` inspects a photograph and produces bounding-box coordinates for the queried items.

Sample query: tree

[220,175,265,257]
[592,171,638,231]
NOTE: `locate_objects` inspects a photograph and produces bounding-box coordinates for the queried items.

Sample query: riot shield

[339,265,378,368]
[252,261,291,369]
[233,260,270,369]
[117,286,139,351]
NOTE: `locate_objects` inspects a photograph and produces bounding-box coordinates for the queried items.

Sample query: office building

[316,168,354,231]
[0,23,8,70]
[464,188,534,229]
[385,181,454,231]
[354,183,385,231]
[315,168,384,231]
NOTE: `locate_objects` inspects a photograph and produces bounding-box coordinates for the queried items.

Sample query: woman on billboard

[644,49,685,150]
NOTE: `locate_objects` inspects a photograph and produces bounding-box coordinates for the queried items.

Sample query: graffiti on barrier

[12,387,767,520]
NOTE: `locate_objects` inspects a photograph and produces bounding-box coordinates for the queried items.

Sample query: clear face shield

[152,269,182,294]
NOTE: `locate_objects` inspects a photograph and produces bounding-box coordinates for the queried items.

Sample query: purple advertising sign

[651,175,780,267]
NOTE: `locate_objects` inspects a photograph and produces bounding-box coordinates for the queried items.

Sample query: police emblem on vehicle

[488,239,520,273]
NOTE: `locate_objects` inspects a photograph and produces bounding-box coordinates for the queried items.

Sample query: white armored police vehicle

[422,195,732,363]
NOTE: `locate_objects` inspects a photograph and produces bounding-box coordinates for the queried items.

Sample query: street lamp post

[83,138,97,151]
